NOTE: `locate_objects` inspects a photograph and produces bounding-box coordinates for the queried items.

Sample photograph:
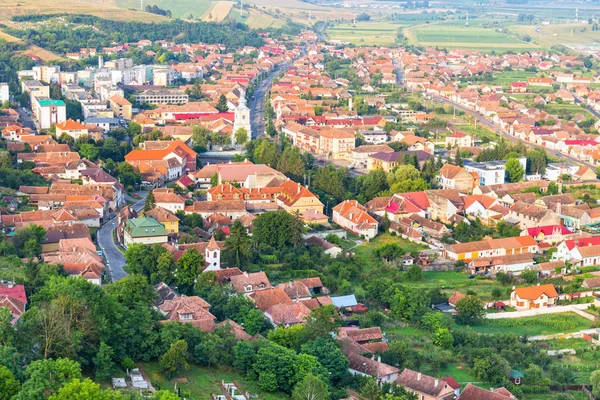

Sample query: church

[233,91,252,145]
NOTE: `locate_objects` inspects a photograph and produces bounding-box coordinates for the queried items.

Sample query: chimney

[435,379,439,387]
[377,356,381,363]
[417,373,422,381]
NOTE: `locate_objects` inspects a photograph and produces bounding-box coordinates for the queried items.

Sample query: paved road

[17,105,36,131]
[97,194,147,282]
[249,61,291,137]
[432,95,597,169]
[574,94,600,119]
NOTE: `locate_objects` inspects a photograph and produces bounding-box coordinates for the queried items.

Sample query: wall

[485,304,595,321]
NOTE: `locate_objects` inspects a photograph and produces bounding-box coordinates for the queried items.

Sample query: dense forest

[0,39,36,93]
[6,14,264,54]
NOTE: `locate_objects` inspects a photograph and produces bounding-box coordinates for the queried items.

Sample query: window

[213,251,217,258]
[245,285,252,292]
[181,313,192,320]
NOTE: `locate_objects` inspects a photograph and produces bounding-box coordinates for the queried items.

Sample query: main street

[249,61,291,137]
[97,193,147,282]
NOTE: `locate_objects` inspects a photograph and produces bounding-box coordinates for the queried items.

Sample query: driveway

[97,193,147,282]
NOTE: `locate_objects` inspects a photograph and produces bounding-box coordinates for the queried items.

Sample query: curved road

[97,194,147,282]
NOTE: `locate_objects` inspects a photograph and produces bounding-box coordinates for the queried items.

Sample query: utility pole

[140,0,143,11]
[240,0,244,17]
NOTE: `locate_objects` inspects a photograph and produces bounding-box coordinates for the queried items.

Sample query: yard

[140,362,288,400]
[462,313,594,337]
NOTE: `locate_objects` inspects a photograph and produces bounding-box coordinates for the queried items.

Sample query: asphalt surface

[97,194,147,282]
[17,105,36,131]
[249,62,291,137]
[574,94,600,119]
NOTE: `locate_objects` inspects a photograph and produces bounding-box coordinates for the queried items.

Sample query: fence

[485,304,596,321]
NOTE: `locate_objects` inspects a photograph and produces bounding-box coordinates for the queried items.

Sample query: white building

[464,157,526,186]
[34,99,66,129]
[233,94,252,144]
[0,83,9,103]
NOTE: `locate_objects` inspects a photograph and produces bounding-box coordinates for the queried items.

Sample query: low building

[134,89,189,105]
[396,368,456,400]
[123,217,169,248]
[0,283,27,325]
[55,119,89,140]
[332,200,378,240]
[144,207,179,234]
[509,284,558,309]
[437,164,478,194]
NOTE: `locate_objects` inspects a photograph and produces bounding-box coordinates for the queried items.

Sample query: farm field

[228,8,286,29]
[463,313,594,336]
[328,22,405,46]
[115,0,216,19]
[141,362,289,400]
[407,24,540,52]
[510,23,600,49]
[0,0,167,23]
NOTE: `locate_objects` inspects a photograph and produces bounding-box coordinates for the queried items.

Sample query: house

[54,119,90,141]
[332,200,379,240]
[125,140,198,181]
[339,327,383,345]
[275,180,324,215]
[153,189,186,213]
[396,369,456,400]
[524,225,572,244]
[264,302,311,326]
[250,287,293,312]
[437,164,478,194]
[351,144,394,168]
[509,284,558,309]
[507,201,561,230]
[445,235,539,261]
[230,271,272,294]
[144,207,179,234]
[342,339,399,384]
[0,283,27,325]
[458,384,517,400]
[464,158,527,186]
[468,253,535,275]
[571,244,600,267]
[305,236,342,257]
[445,131,473,148]
[123,217,169,248]
[158,295,216,331]
[277,281,312,302]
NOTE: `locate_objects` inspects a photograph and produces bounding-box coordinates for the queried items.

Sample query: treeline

[0,39,36,94]
[145,5,172,17]
[6,14,264,54]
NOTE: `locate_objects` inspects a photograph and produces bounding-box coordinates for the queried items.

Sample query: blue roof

[331,294,358,308]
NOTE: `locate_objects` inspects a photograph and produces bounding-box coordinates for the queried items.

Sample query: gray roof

[331,294,358,308]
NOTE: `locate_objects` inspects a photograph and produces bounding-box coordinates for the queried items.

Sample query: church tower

[233,91,252,144]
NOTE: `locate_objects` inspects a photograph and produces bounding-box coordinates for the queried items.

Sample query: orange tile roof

[513,284,558,300]
[55,119,88,131]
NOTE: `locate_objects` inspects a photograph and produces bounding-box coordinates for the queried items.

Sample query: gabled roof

[513,284,558,300]
[396,368,451,397]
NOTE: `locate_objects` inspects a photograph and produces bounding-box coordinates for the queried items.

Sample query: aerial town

[3,1,600,400]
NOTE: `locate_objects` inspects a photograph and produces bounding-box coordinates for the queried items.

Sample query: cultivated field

[115,0,216,19]
[328,21,405,46]
[407,24,540,52]
[0,0,166,22]
[205,1,234,22]
[510,23,600,49]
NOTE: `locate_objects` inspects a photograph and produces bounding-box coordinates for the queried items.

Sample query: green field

[464,313,594,337]
[141,362,288,400]
[327,22,405,46]
[408,25,539,51]
[115,0,216,19]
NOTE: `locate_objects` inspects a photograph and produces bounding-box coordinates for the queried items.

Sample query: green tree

[520,269,538,284]
[292,375,330,400]
[472,355,510,384]
[360,378,381,400]
[234,128,249,146]
[591,370,600,398]
[78,143,99,161]
[223,220,251,268]
[143,190,155,214]
[526,149,547,175]
[505,158,525,183]
[0,307,16,346]
[253,342,298,392]
[434,328,454,349]
[12,224,46,258]
[216,94,228,112]
[93,342,115,380]
[277,146,305,182]
[0,365,20,400]
[406,265,423,282]
[153,391,181,400]
[303,305,340,340]
[301,338,348,384]
[175,249,203,294]
[455,296,485,325]
[48,378,121,400]
[15,358,82,400]
[160,340,188,379]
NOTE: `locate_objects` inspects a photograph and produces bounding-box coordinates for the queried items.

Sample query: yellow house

[275,180,324,215]
[144,206,180,234]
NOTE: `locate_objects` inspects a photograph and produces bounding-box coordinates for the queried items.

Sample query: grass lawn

[383,325,428,338]
[439,363,479,385]
[462,313,594,337]
[544,103,591,118]
[353,233,427,262]
[140,362,288,400]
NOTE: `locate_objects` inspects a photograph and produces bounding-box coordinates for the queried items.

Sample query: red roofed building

[510,81,528,93]
[510,284,558,309]
[333,199,378,240]
[525,225,573,244]
[125,140,197,181]
[0,283,27,325]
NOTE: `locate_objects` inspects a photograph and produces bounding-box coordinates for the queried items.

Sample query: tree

[520,269,538,284]
[526,149,547,175]
[303,305,340,340]
[216,94,228,112]
[160,339,188,379]
[12,224,46,258]
[292,375,330,400]
[175,249,203,294]
[15,358,82,400]
[277,146,305,182]
[472,354,510,384]
[253,211,304,251]
[455,296,485,325]
[591,370,600,398]
[406,265,423,281]
[301,338,348,384]
[93,342,115,380]
[78,143,99,161]
[253,341,298,392]
[0,366,19,400]
[0,308,15,346]
[234,128,249,146]
[360,378,381,400]
[434,328,454,349]
[505,158,525,183]
[223,219,252,267]
[48,378,121,400]
[143,190,155,214]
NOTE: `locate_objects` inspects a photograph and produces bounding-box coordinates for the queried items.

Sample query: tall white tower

[233,91,252,143]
